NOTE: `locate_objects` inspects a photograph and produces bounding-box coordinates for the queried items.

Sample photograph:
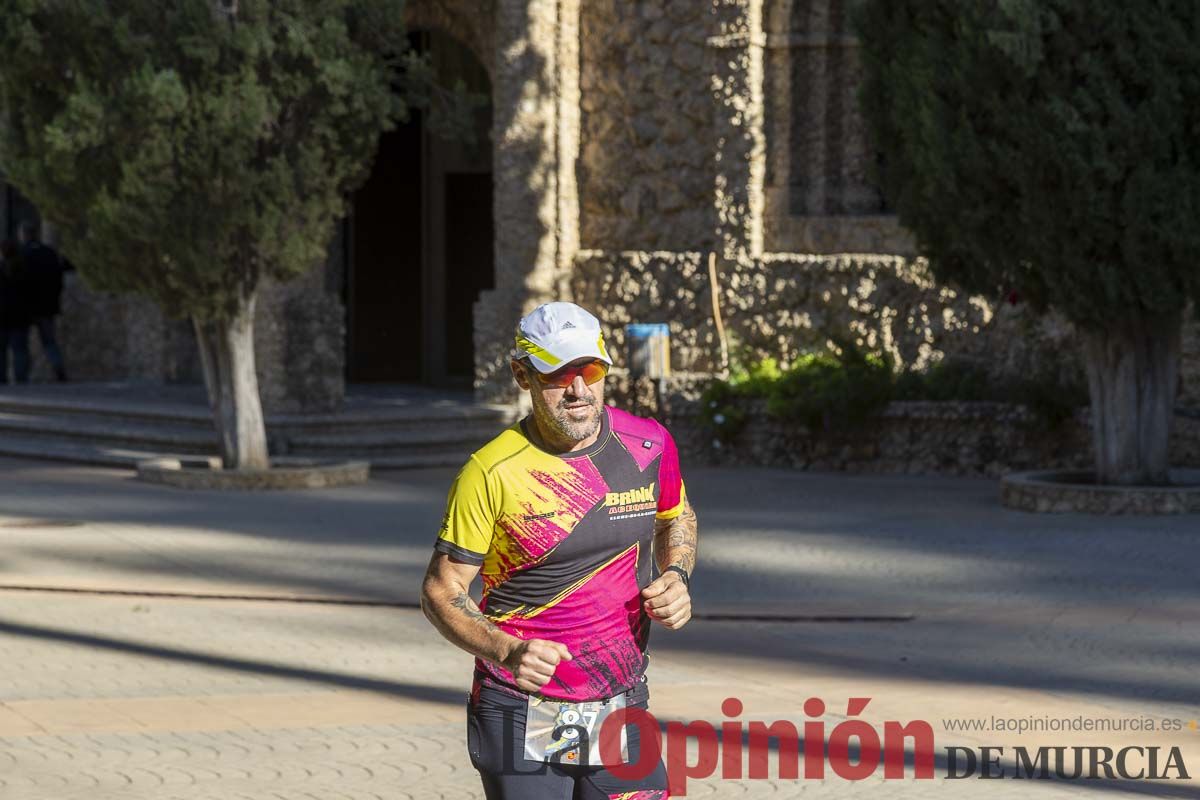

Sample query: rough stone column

[555,0,581,300]
[253,255,346,415]
[710,0,766,264]
[475,0,580,404]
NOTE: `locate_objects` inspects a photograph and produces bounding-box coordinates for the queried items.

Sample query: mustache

[558,395,596,409]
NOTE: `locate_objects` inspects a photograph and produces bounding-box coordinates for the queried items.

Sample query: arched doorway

[345,29,493,388]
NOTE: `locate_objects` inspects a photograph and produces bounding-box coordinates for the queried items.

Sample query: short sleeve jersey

[435,405,686,701]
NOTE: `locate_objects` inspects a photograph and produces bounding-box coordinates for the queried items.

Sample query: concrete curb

[1000,469,1200,514]
[136,456,370,490]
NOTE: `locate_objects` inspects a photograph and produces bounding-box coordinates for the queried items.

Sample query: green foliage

[854,0,1200,329]
[698,357,779,443]
[894,358,1089,431]
[702,350,1089,442]
[728,356,783,392]
[0,0,449,321]
[765,350,894,430]
[1014,366,1089,432]
[698,382,749,444]
[700,348,894,441]
[893,359,993,402]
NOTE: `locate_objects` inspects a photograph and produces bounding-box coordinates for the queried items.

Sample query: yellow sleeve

[434,455,496,564]
[655,481,687,521]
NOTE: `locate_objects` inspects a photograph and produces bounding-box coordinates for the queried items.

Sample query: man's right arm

[419,552,572,693]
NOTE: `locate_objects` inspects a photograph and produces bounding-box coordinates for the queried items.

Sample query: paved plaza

[0,455,1198,799]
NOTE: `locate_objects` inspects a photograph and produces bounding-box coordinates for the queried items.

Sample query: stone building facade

[3,0,1199,422]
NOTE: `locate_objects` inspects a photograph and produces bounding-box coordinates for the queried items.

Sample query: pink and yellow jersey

[435,405,686,701]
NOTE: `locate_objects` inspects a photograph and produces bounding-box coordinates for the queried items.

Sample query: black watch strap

[664,565,690,589]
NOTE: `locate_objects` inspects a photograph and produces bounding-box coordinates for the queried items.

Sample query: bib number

[524,693,628,766]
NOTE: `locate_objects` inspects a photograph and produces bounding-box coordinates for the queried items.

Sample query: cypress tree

[0,0,420,468]
[856,0,1200,485]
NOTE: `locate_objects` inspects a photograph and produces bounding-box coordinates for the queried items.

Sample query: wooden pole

[708,251,730,376]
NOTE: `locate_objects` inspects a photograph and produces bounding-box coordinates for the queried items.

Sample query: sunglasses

[528,359,609,388]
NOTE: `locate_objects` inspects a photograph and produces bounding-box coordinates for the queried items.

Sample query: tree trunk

[1079,313,1181,485]
[192,290,270,470]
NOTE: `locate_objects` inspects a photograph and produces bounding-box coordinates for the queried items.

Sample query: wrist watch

[663,565,690,590]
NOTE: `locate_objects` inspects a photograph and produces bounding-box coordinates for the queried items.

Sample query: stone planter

[670,400,1095,477]
[1001,470,1200,514]
[137,456,369,490]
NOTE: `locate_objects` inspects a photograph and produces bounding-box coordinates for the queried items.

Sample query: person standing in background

[0,239,32,384]
[16,220,68,382]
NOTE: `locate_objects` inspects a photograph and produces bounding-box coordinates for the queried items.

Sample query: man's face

[512,358,607,443]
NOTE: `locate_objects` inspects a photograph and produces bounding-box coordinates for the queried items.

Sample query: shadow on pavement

[2,462,1199,719]
[0,616,465,707]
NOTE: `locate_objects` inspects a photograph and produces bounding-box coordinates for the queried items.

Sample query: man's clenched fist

[641,571,692,630]
[503,638,573,692]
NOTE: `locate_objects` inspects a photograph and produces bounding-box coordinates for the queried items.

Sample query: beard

[533,391,602,443]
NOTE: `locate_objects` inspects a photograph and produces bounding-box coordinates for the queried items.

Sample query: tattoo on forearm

[655,501,697,576]
[451,592,500,633]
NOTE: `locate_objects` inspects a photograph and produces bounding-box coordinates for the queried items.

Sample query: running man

[421,301,697,799]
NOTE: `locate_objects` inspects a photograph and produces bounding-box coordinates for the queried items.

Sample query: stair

[0,385,518,470]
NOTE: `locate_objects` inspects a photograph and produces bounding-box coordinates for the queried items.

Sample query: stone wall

[665,398,1200,477]
[711,0,766,261]
[602,376,1200,478]
[765,215,914,257]
[474,0,576,404]
[405,0,495,73]
[685,399,1096,476]
[761,0,913,255]
[254,270,346,414]
[572,250,716,371]
[577,0,714,251]
[579,246,1200,477]
[27,263,344,413]
[39,273,197,385]
[572,249,1079,386]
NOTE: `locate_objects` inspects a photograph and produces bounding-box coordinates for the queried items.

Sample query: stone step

[0,411,492,470]
[0,411,502,454]
[0,391,515,433]
[0,385,516,471]
[0,410,217,452]
[285,423,503,454]
[358,451,474,470]
[270,404,516,434]
[0,388,214,427]
[0,435,194,469]
[0,433,474,472]
[287,441,486,461]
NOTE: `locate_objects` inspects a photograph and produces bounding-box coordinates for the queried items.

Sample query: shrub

[700,348,894,440]
[766,350,894,431]
[701,350,1088,444]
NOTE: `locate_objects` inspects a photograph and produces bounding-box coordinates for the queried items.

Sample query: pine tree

[856,0,1200,485]
[0,0,417,468]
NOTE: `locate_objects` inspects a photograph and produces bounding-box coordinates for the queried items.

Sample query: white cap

[514,302,614,374]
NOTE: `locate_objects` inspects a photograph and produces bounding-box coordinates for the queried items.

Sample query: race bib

[524,693,628,766]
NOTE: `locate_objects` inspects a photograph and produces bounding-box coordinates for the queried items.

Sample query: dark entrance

[345,30,493,388]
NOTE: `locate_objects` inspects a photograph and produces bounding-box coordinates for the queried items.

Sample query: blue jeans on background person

[0,327,31,384]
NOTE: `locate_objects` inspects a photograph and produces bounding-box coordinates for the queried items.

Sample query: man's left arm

[641,497,697,629]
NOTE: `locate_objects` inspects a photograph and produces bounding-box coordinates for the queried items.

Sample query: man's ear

[511,359,532,390]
